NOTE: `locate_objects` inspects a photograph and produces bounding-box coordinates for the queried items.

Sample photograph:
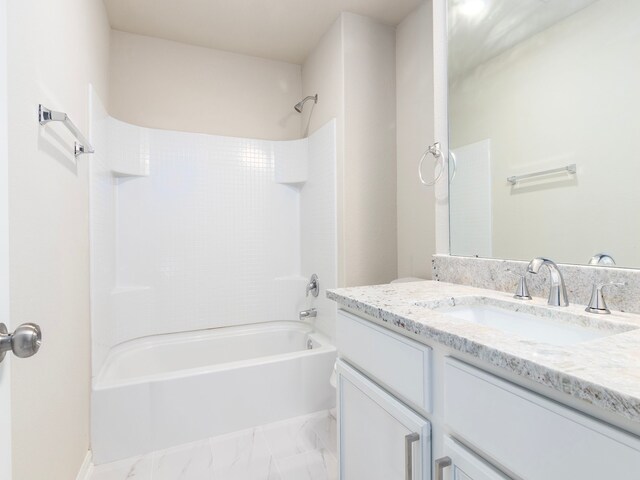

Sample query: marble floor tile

[277,449,338,480]
[90,455,153,480]
[210,427,281,480]
[152,440,214,480]
[211,457,281,480]
[306,410,337,457]
[88,410,337,480]
[260,412,324,460]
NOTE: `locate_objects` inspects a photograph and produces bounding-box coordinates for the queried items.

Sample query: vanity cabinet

[336,309,640,480]
[337,359,431,480]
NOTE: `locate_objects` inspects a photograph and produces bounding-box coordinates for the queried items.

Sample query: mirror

[447,0,640,268]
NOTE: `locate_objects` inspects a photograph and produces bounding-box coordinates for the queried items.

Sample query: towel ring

[419,142,444,186]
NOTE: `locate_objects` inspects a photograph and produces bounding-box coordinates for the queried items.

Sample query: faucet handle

[306,274,319,298]
[585,282,626,314]
[506,270,532,300]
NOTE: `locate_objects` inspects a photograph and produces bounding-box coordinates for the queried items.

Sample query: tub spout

[299,308,317,320]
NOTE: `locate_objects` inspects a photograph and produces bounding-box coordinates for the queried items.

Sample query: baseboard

[75,451,93,480]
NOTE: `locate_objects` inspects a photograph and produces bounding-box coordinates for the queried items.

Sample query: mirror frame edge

[434,0,451,256]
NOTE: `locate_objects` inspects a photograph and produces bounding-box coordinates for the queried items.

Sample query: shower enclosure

[88,88,338,463]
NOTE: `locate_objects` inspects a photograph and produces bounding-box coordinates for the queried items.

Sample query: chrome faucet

[527,257,569,307]
[299,308,317,320]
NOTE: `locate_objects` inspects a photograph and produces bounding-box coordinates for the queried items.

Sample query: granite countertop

[327,280,640,424]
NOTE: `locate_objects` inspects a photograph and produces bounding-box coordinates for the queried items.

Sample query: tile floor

[89,410,337,480]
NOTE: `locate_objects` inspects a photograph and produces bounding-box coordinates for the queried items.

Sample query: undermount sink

[423,297,637,347]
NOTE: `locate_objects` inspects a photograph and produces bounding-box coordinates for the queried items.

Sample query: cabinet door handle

[405,432,420,480]
[434,456,452,480]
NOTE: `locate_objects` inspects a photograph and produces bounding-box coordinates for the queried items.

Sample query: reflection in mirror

[447,0,640,268]
[589,253,616,266]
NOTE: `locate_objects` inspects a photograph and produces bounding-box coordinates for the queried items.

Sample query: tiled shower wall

[89,91,336,376]
[300,125,339,340]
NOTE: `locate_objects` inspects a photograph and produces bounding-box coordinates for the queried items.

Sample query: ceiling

[103,0,422,64]
[449,0,600,79]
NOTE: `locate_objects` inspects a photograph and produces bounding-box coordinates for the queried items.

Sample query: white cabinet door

[435,437,509,480]
[337,359,431,480]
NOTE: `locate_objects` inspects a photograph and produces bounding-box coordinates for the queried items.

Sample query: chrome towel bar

[507,163,576,185]
[38,104,95,157]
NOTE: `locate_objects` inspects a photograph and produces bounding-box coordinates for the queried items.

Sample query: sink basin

[424,297,637,346]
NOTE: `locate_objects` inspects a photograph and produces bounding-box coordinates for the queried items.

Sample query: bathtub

[91,321,336,464]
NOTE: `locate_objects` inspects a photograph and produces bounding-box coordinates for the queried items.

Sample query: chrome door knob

[0,322,42,363]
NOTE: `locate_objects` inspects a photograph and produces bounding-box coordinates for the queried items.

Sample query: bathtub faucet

[299,308,317,321]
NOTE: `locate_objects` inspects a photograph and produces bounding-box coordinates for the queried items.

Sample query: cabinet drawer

[337,310,432,414]
[444,358,640,480]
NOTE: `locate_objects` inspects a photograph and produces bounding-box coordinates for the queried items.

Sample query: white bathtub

[91,321,336,464]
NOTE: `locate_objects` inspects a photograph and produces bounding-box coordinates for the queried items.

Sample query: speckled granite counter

[328,281,640,424]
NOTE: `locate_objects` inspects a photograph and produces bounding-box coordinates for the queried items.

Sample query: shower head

[294,94,318,113]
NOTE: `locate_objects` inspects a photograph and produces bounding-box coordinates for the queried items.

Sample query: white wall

[343,13,398,287]
[110,30,302,141]
[449,0,640,266]
[396,2,436,280]
[302,13,398,288]
[6,0,110,478]
[301,18,346,287]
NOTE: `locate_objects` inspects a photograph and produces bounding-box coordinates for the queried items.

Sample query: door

[434,437,509,480]
[337,359,431,480]
[0,0,10,477]
[0,0,11,474]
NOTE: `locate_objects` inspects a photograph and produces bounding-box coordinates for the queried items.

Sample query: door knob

[0,322,42,363]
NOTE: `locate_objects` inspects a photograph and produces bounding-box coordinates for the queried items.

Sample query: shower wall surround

[89,90,336,375]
